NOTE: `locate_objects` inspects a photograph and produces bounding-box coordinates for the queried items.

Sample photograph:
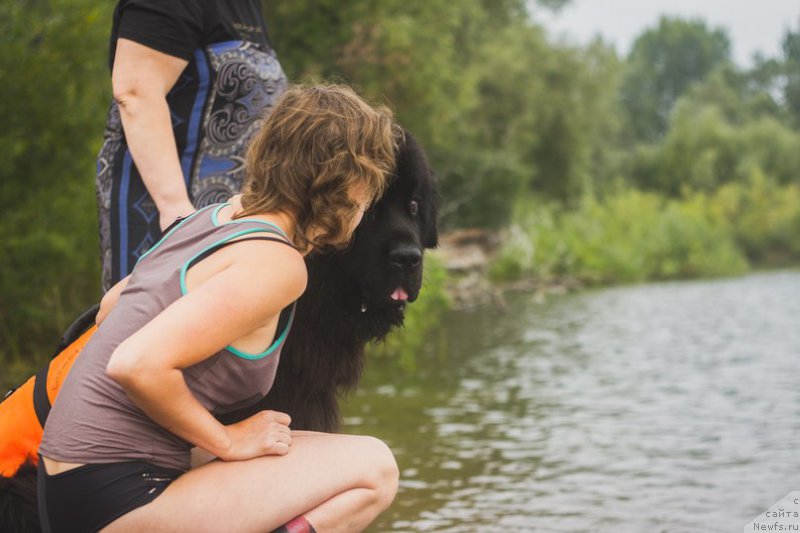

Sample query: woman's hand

[220,410,293,461]
[159,198,196,231]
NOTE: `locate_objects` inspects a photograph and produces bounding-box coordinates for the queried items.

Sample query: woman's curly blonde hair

[235,84,399,253]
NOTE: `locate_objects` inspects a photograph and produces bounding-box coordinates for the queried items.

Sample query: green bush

[0,1,110,365]
[710,168,800,262]
[490,190,753,285]
[628,101,800,196]
[489,200,571,281]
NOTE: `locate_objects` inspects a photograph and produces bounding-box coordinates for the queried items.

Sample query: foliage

[781,21,800,127]
[264,1,623,224]
[0,0,109,363]
[710,170,800,262]
[490,190,755,284]
[491,174,800,285]
[620,17,731,142]
[627,100,800,195]
[681,65,784,126]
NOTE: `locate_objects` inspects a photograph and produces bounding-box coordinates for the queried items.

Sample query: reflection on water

[343,270,800,532]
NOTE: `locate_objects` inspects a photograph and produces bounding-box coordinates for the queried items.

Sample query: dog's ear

[420,165,439,248]
[398,129,439,249]
[421,173,440,249]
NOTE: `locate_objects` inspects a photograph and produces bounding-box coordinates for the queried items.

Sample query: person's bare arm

[106,243,307,460]
[112,38,195,230]
[96,275,132,325]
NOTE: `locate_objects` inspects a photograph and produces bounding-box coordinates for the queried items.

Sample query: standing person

[97,0,288,291]
[39,85,401,533]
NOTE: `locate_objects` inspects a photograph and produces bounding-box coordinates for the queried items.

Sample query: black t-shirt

[109,0,273,69]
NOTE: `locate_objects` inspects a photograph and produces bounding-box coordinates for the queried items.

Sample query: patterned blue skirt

[95,42,287,291]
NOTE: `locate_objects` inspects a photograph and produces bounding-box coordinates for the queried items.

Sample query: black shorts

[37,455,183,533]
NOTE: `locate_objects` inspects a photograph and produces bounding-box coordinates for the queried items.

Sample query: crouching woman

[37,85,400,533]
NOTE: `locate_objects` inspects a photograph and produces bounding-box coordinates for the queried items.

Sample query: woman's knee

[353,436,399,509]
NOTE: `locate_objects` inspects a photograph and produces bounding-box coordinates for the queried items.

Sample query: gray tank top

[39,203,297,471]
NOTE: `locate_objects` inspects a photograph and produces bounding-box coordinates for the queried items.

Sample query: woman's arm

[96,275,132,325]
[106,243,307,460]
[112,38,195,230]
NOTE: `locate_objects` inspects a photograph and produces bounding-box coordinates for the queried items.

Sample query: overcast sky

[532,0,800,67]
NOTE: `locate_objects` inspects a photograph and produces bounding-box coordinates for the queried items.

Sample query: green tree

[781,20,800,127]
[0,1,110,364]
[627,99,800,195]
[438,28,623,224]
[682,65,783,126]
[262,0,602,225]
[621,17,731,142]
[745,20,800,129]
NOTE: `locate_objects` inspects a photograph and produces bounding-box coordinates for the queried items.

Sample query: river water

[342,270,800,532]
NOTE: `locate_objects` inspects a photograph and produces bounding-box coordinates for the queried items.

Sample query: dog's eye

[409,200,419,217]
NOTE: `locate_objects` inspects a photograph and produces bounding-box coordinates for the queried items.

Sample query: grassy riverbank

[490,177,800,285]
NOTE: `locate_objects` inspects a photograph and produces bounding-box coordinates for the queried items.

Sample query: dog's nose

[389,245,422,269]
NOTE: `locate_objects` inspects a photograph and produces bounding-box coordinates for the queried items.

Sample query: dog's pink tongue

[390,287,409,301]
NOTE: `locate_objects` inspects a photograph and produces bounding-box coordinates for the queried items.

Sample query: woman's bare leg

[102,432,398,533]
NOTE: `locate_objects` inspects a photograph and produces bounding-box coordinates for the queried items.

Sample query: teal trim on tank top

[136,204,217,265]
[211,203,288,238]
[179,227,295,360]
[224,305,295,360]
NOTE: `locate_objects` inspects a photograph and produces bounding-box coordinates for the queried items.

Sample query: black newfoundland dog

[219,129,439,430]
[0,130,439,531]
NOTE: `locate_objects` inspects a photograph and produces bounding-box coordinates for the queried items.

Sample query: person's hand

[219,410,293,461]
[159,198,196,231]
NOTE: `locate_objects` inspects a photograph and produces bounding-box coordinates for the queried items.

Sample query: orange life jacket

[0,307,98,477]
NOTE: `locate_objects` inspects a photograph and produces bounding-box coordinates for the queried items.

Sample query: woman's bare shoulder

[111,240,306,372]
[224,238,307,303]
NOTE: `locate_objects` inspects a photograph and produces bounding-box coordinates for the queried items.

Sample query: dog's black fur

[0,131,438,531]
[218,130,439,430]
[0,463,39,533]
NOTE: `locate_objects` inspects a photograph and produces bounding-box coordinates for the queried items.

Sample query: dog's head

[331,130,439,325]
[235,131,439,430]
